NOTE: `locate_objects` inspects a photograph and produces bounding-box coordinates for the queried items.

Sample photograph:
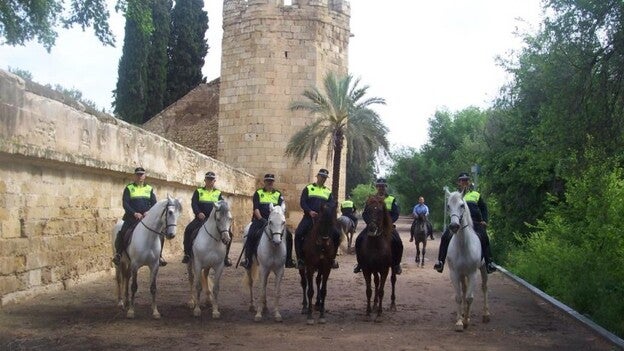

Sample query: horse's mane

[311,203,336,238]
[366,195,393,237]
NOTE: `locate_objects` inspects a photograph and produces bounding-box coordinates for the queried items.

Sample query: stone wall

[0,70,255,307]
[143,79,220,158]
[219,0,351,223]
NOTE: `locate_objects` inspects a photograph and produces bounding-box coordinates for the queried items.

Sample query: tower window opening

[285,51,288,58]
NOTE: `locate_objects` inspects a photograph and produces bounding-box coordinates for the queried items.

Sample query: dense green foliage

[1,0,114,51]
[164,0,208,106]
[349,184,376,212]
[286,72,388,199]
[144,0,172,120]
[113,4,150,124]
[384,0,624,337]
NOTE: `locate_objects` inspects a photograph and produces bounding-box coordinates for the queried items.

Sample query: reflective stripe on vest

[127,184,153,199]
[463,191,480,203]
[197,188,221,203]
[306,184,331,200]
[341,200,354,209]
[257,189,281,205]
[384,195,395,210]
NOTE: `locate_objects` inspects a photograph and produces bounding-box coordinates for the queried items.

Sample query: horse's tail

[241,262,259,292]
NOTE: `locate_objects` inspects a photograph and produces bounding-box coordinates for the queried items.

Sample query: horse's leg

[372,272,380,310]
[115,266,123,308]
[273,267,284,322]
[299,268,308,314]
[127,266,139,319]
[246,266,256,313]
[415,242,420,263]
[122,261,130,309]
[364,271,372,320]
[306,270,315,325]
[389,270,397,312]
[348,233,353,254]
[450,271,464,331]
[187,262,196,309]
[211,265,224,319]
[315,270,322,309]
[421,242,426,268]
[463,272,478,329]
[149,265,161,319]
[375,270,388,322]
[254,265,269,322]
[480,265,490,323]
[318,270,329,324]
[192,265,203,317]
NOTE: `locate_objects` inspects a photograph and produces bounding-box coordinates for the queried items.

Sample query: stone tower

[218,0,351,221]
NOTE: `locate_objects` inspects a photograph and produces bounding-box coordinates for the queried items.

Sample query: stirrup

[224,257,233,267]
[434,261,444,273]
[159,257,167,267]
[353,264,361,274]
[240,259,251,269]
[112,253,121,266]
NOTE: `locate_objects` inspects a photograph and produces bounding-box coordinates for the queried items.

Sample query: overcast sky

[0,1,542,150]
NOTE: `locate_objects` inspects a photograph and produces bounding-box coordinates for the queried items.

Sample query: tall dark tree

[165,0,208,106]
[113,1,151,124]
[144,0,172,121]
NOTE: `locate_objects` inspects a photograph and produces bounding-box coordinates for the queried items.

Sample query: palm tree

[286,72,389,198]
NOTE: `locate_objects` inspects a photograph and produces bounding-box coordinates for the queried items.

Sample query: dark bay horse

[299,203,339,324]
[356,196,396,322]
[410,213,428,267]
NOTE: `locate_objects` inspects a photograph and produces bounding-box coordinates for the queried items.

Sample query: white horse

[243,204,287,322]
[337,215,356,254]
[446,190,490,331]
[113,195,183,319]
[187,199,232,318]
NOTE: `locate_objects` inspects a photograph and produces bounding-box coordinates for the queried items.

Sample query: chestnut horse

[298,203,339,325]
[355,195,397,322]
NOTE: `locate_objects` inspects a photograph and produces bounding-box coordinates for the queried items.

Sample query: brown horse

[299,203,339,325]
[356,195,396,322]
[410,213,428,267]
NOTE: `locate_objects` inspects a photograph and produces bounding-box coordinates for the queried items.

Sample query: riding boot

[182,226,192,263]
[434,229,452,273]
[112,231,123,265]
[285,230,296,268]
[224,239,232,267]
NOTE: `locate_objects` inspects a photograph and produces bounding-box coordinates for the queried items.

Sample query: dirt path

[0,217,616,351]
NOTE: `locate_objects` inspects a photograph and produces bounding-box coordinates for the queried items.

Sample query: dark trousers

[354,227,403,266]
[294,216,340,260]
[115,218,138,254]
[244,219,266,263]
[410,219,434,239]
[438,223,493,263]
[183,218,203,257]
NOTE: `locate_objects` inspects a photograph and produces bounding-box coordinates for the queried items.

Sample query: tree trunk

[332,132,344,204]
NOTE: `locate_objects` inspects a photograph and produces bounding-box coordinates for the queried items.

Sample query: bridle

[140,201,177,238]
[449,199,469,231]
[203,206,231,242]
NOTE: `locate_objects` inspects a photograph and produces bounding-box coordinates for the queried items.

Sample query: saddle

[121,222,139,253]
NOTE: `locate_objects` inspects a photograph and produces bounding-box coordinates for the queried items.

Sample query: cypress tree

[165,0,208,106]
[113,1,151,124]
[144,0,172,121]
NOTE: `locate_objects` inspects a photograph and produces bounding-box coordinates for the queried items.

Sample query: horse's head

[164,194,183,239]
[213,200,233,245]
[447,191,467,233]
[267,204,286,245]
[365,195,392,237]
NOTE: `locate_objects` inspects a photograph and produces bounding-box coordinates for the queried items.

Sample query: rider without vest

[112,167,160,266]
[340,196,358,230]
[411,196,433,241]
[353,178,404,275]
[294,168,340,269]
[434,172,497,274]
[241,173,292,269]
[181,171,226,264]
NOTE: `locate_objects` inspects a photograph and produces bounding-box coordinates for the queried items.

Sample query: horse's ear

[269,203,274,211]
[443,186,451,198]
[282,202,287,212]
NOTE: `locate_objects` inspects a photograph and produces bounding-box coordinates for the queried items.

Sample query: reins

[202,207,230,242]
[139,202,176,237]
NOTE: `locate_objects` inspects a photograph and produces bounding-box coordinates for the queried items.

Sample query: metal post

[443,186,449,232]
[471,164,480,190]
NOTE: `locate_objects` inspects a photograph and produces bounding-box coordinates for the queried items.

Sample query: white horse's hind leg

[274,267,284,322]
[187,263,196,309]
[149,265,161,319]
[127,268,139,319]
[192,265,203,317]
[480,266,490,323]
[450,271,464,331]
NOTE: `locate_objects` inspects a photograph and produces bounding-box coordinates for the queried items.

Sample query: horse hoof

[455,322,464,332]
[117,301,124,309]
[193,308,201,317]
[318,318,326,324]
[126,310,135,319]
[187,300,195,309]
[212,311,221,319]
[275,314,283,323]
[389,304,397,312]
[306,319,315,325]
[153,312,161,320]
[254,315,262,322]
[482,315,491,323]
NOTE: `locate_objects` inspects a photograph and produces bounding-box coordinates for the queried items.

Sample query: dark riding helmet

[457,172,470,181]
[134,167,146,174]
[205,171,216,179]
[317,169,329,178]
[264,173,275,181]
[375,178,387,186]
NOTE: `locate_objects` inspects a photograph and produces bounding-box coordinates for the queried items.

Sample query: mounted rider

[294,168,340,269]
[353,178,404,274]
[411,196,433,241]
[182,171,232,266]
[340,194,358,231]
[434,172,497,274]
[112,167,164,266]
[241,173,296,269]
